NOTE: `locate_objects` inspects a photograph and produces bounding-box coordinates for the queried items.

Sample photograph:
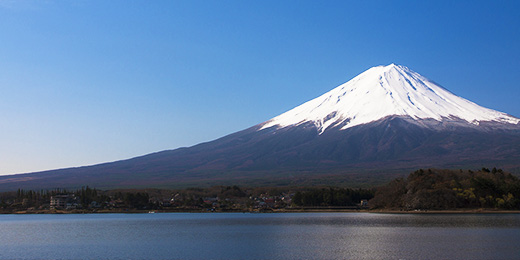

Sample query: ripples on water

[0,213,519,259]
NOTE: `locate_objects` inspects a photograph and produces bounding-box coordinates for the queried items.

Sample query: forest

[370,168,520,210]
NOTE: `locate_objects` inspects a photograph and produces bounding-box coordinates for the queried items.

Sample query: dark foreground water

[0,213,519,260]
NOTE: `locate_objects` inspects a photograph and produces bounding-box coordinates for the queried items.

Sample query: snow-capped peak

[260,64,520,133]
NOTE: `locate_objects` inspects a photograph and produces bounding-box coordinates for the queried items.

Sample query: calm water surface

[0,213,519,259]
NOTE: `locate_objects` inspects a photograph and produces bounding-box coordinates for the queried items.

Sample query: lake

[0,213,519,259]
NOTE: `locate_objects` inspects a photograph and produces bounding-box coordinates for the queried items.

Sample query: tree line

[292,188,374,207]
[370,168,520,210]
[0,185,374,212]
[2,167,519,212]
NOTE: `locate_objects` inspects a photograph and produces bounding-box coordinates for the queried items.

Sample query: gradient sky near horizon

[1,1,520,175]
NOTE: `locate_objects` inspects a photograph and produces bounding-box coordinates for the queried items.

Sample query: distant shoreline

[2,208,520,215]
[279,208,520,214]
[368,209,520,214]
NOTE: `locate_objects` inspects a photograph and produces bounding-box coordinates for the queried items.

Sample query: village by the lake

[3,168,519,214]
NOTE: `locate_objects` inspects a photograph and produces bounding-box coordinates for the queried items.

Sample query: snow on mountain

[261,64,519,133]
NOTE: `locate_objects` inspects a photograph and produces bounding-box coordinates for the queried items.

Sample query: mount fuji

[261,64,519,133]
[1,64,519,190]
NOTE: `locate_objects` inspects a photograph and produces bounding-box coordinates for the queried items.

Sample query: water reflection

[0,213,519,259]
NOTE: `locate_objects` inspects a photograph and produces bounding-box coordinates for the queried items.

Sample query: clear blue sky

[1,1,519,175]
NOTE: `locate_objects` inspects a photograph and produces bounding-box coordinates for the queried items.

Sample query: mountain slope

[0,64,519,191]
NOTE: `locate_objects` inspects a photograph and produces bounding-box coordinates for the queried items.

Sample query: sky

[1,1,520,175]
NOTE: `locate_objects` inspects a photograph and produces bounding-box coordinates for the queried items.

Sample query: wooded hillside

[370,168,520,210]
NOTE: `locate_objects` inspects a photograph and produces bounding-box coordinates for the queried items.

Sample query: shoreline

[2,208,520,215]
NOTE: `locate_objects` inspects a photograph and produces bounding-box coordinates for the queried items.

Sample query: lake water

[0,213,519,260]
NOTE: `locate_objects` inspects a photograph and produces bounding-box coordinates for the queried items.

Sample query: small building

[90,201,101,208]
[50,194,77,209]
[264,198,275,207]
[203,197,219,206]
